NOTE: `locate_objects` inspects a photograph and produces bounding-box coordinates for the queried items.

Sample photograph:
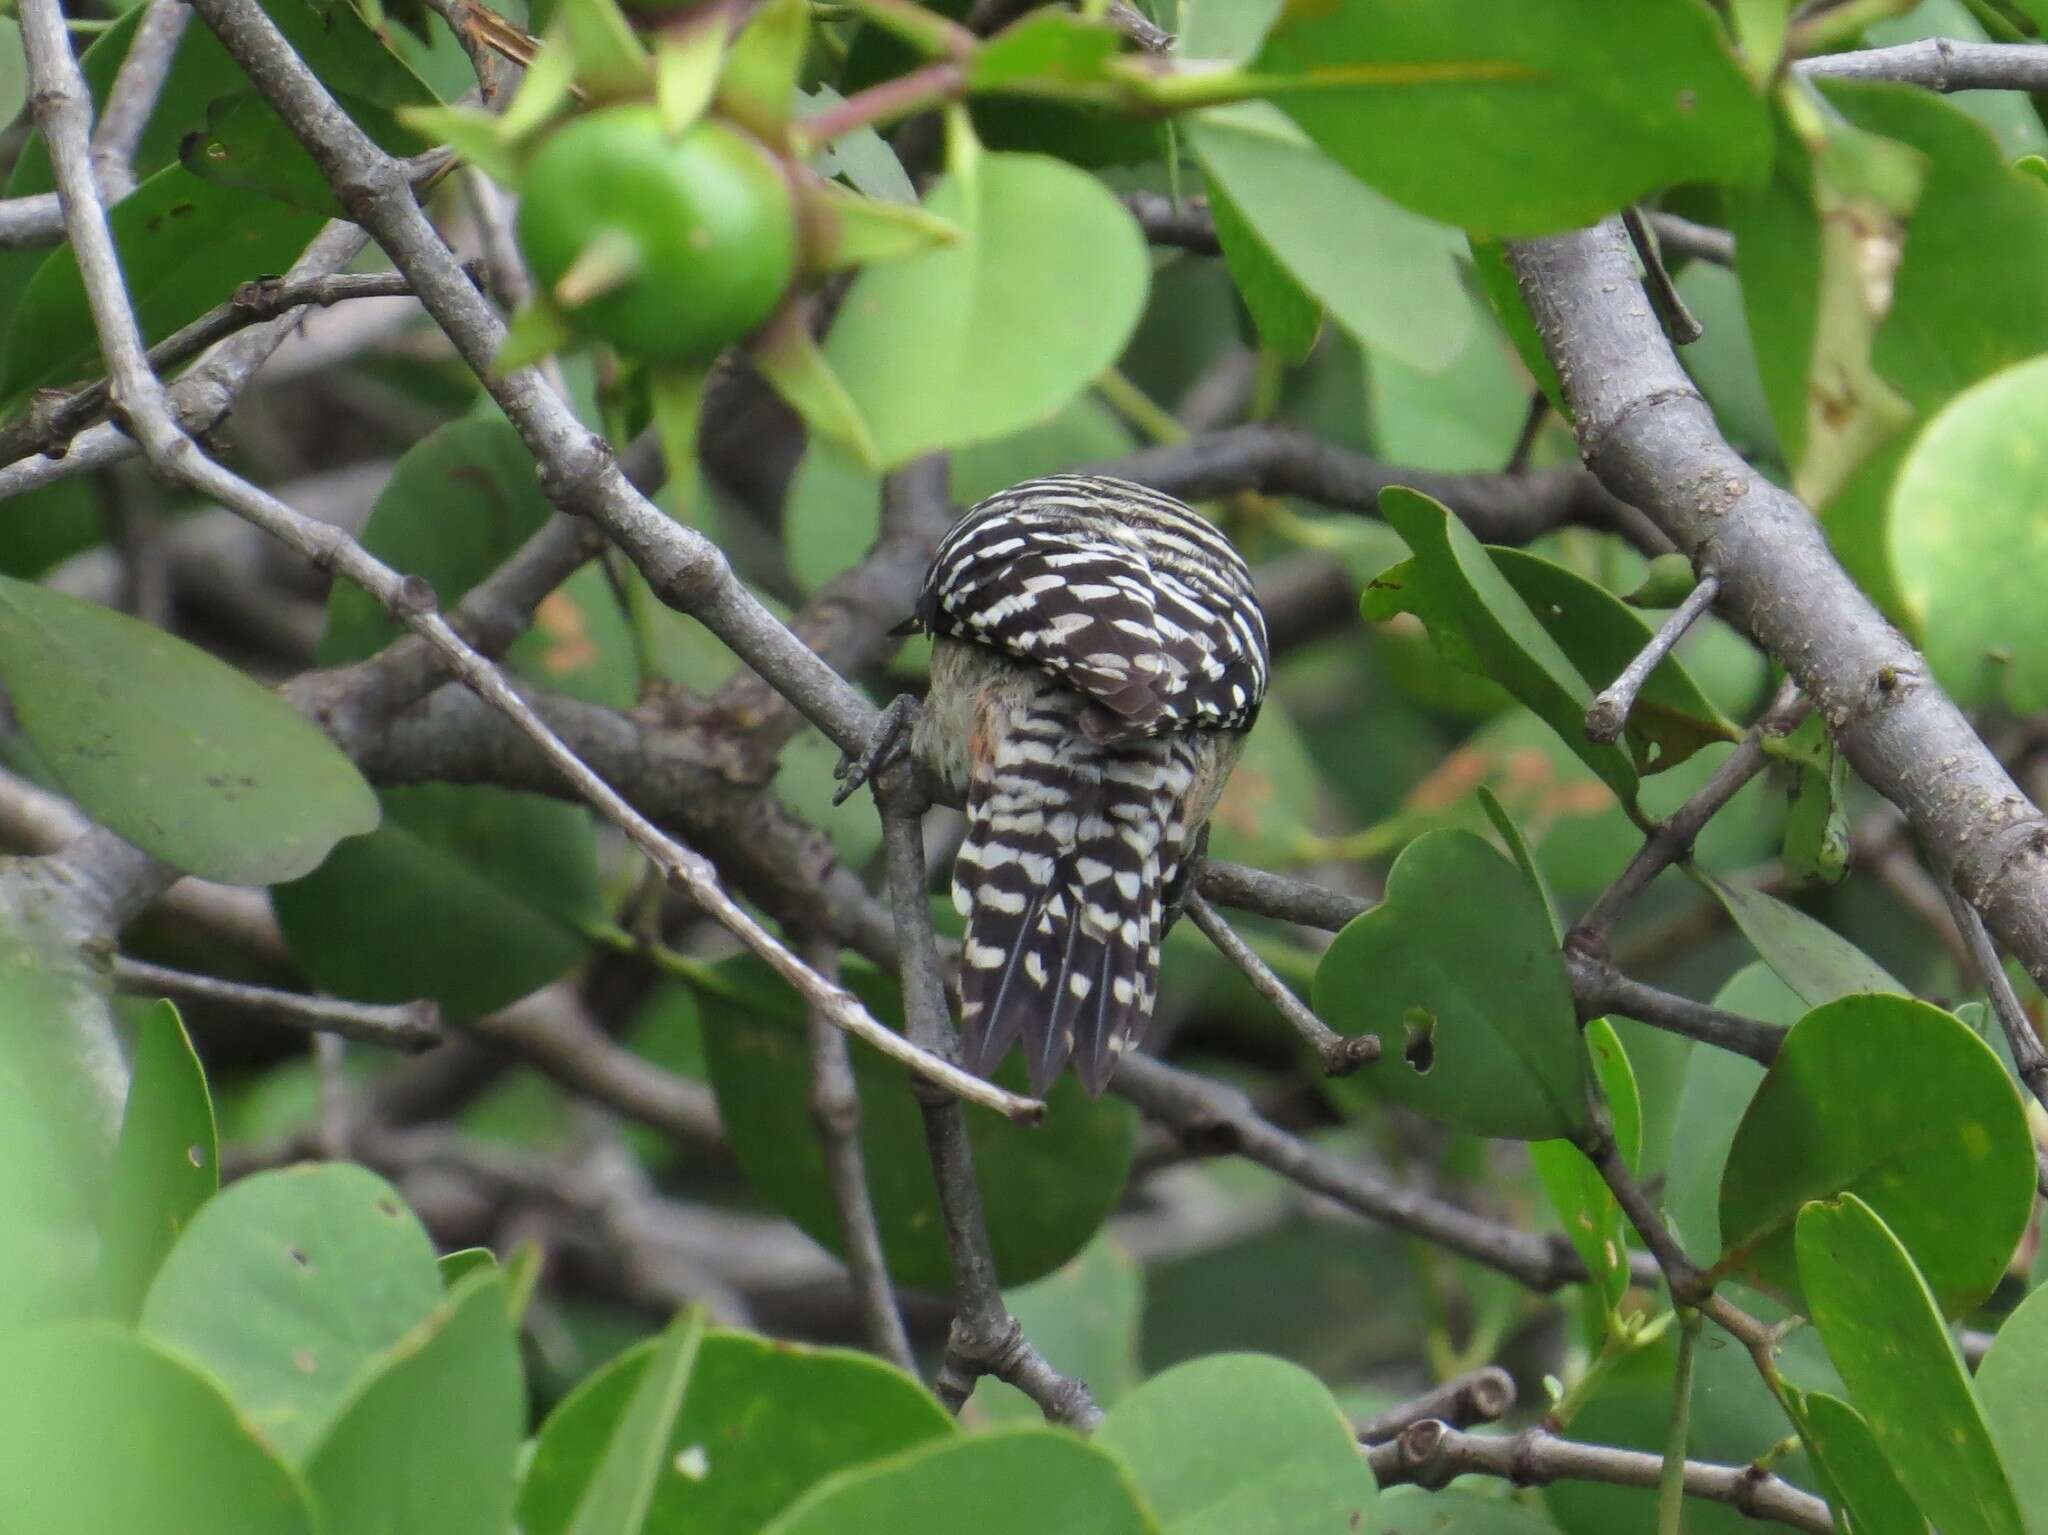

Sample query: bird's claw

[832,694,921,806]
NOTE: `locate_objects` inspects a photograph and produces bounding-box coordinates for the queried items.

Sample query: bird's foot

[832,693,922,806]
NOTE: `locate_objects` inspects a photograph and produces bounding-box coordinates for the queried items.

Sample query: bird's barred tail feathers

[953,694,1201,1097]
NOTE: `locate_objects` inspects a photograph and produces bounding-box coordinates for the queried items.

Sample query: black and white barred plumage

[905,475,1270,1096]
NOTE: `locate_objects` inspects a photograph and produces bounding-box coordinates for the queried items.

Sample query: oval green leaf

[700,954,1135,1289]
[760,1427,1156,1535]
[305,1270,524,1535]
[1890,353,2048,713]
[271,782,602,1022]
[139,1163,446,1465]
[1252,0,1770,237]
[0,575,378,884]
[98,999,217,1321]
[1699,874,1902,1006]
[1311,828,1588,1140]
[1095,1353,1376,1534]
[1791,1390,1928,1535]
[1976,1279,2048,1535]
[520,1326,956,1535]
[1718,993,2032,1316]
[0,1323,314,1535]
[1662,964,1792,1259]
[1188,102,1468,371]
[1796,1194,2023,1535]
[825,150,1149,466]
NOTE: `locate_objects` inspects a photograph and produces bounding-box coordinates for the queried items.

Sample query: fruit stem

[551,228,643,310]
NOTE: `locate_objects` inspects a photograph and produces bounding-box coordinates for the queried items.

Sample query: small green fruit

[517,106,798,364]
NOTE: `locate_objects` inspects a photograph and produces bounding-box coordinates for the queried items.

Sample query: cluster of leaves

[0,999,1378,1534]
[7,0,2048,1532]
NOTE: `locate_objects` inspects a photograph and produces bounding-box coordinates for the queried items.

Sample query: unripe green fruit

[517,107,798,365]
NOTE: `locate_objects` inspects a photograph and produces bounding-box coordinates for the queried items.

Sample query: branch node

[1585,571,1720,744]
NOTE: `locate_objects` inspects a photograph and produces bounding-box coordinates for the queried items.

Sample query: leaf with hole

[699,954,1134,1288]
[1312,829,1587,1140]
[0,575,378,885]
[139,1163,446,1466]
[519,1326,956,1535]
[98,1000,217,1322]
[1719,994,2033,1316]
[1797,1194,2023,1535]
[1095,1353,1377,1534]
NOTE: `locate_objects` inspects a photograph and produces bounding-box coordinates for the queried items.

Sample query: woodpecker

[898,474,1270,1098]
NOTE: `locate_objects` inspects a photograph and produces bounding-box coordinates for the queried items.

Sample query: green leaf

[1251,0,1770,237]
[520,1327,956,1535]
[438,1247,496,1287]
[1312,829,1588,1140]
[970,10,1123,89]
[701,955,1135,1288]
[178,91,431,217]
[1662,964,1792,1258]
[1363,491,1737,802]
[1,167,325,403]
[800,179,965,272]
[785,394,1132,591]
[0,19,25,132]
[0,1323,315,1535]
[1698,873,1901,1005]
[800,84,916,203]
[563,1308,707,1535]
[271,783,603,1023]
[1796,1194,2024,1535]
[1187,103,1469,371]
[1789,1391,1928,1535]
[1531,1018,1641,1314]
[1468,236,1566,415]
[970,1234,1144,1422]
[825,150,1150,466]
[1476,785,1562,940]
[139,1163,446,1465]
[319,413,632,707]
[1889,353,2048,712]
[1381,1489,1563,1535]
[760,1428,1156,1535]
[1728,84,1922,509]
[1977,1279,2048,1535]
[1719,994,2034,1316]
[98,1000,217,1322]
[716,0,806,135]
[1095,1354,1377,1534]
[1202,177,1321,365]
[1779,714,1851,887]
[0,575,378,884]
[304,1270,524,1535]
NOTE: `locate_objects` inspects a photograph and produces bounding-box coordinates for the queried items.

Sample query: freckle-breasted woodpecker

[898,474,1270,1098]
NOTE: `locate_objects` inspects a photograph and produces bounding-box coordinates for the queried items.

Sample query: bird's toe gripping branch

[832,692,922,806]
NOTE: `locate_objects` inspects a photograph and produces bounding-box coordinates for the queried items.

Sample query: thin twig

[91,0,190,202]
[1566,952,1786,1064]
[1585,571,1721,744]
[112,956,442,1051]
[1112,1053,1656,1292]
[1184,891,1379,1075]
[1623,206,1704,346]
[0,269,419,465]
[1354,1367,1516,1444]
[0,193,65,251]
[1797,37,2048,91]
[1368,1422,1831,1535]
[875,765,1098,1425]
[1644,211,1735,268]
[803,938,917,1373]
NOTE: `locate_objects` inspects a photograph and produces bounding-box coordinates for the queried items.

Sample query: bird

[889,473,1270,1098]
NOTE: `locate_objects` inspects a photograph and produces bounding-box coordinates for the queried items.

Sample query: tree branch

[1798,38,2048,91]
[112,956,443,1052]
[1509,222,2048,1005]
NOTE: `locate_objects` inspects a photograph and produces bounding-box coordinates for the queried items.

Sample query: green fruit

[518,106,798,364]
